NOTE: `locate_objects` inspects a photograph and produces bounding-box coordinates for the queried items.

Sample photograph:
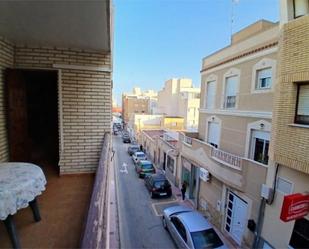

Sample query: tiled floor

[0,163,94,248]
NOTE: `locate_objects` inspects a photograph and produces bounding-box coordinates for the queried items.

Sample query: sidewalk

[154,164,241,249]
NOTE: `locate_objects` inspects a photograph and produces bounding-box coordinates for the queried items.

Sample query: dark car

[122,133,131,143]
[135,160,155,178]
[127,145,140,156]
[144,174,172,198]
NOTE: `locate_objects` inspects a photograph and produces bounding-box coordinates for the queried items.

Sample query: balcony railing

[224,95,236,108]
[184,136,192,145]
[211,147,242,170]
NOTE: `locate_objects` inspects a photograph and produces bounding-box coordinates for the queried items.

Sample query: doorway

[224,190,248,245]
[6,69,59,173]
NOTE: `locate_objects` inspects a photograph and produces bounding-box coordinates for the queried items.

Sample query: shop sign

[280,193,309,222]
[199,168,210,182]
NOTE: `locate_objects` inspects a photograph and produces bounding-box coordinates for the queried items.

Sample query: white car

[132,151,147,164]
[162,205,227,249]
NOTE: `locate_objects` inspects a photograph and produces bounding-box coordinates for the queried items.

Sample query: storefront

[181,157,200,206]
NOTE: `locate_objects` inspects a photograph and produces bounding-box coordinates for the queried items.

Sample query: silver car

[162,205,227,249]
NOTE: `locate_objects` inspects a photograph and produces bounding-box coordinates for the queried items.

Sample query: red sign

[280,193,309,222]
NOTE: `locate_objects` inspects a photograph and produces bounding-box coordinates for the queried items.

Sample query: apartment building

[259,1,309,248]
[178,20,279,247]
[122,87,158,123]
[157,78,200,130]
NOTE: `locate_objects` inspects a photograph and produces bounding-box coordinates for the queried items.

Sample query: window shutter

[252,130,270,141]
[297,84,309,116]
[225,76,237,97]
[294,0,309,17]
[206,81,216,109]
[258,68,271,79]
[208,122,220,146]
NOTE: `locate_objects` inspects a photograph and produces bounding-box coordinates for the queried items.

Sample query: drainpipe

[252,163,279,248]
[252,197,267,249]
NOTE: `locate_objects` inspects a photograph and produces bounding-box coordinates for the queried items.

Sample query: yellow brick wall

[9,45,112,174]
[0,37,14,162]
[271,15,309,173]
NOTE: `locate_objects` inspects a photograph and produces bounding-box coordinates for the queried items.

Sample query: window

[295,83,309,125]
[294,0,309,18]
[191,229,223,249]
[224,76,237,108]
[289,218,309,248]
[171,217,187,242]
[205,80,216,109]
[256,68,272,89]
[167,156,174,173]
[250,130,270,165]
[207,122,220,148]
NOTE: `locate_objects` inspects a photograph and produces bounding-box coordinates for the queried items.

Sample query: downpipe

[252,163,279,248]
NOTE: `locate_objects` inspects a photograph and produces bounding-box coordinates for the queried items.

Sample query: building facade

[260,1,309,248]
[157,78,200,130]
[178,20,279,247]
[139,130,180,185]
[122,87,158,123]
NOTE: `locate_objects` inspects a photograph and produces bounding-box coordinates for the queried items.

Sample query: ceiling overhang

[0,0,111,52]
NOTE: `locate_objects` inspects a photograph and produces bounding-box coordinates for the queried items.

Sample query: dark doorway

[6,69,59,172]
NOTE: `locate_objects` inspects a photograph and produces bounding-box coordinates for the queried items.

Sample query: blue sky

[113,0,279,105]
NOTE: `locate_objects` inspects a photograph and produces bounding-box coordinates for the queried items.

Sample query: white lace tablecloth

[0,163,47,220]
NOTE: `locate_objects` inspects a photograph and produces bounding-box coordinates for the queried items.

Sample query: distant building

[157,78,200,130]
[122,87,158,123]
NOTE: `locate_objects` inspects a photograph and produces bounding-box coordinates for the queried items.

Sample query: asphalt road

[113,134,176,249]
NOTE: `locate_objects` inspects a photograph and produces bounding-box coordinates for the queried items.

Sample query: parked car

[132,151,147,164]
[122,133,131,143]
[135,160,155,178]
[144,173,172,198]
[162,205,227,249]
[127,145,140,156]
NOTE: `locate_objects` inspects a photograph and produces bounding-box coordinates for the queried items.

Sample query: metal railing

[224,95,236,108]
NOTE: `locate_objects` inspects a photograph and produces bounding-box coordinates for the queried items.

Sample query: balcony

[224,95,236,109]
[211,147,242,170]
[0,134,111,249]
[179,133,267,191]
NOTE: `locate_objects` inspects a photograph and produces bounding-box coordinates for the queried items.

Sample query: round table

[0,163,47,248]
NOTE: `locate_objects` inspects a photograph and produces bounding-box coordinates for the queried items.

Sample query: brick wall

[11,45,112,174]
[271,15,309,173]
[0,37,14,162]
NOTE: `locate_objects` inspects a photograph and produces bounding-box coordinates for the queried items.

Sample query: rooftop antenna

[231,0,239,43]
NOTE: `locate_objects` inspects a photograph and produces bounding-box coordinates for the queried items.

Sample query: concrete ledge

[80,133,111,249]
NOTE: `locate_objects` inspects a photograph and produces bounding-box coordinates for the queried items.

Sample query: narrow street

[113,133,177,249]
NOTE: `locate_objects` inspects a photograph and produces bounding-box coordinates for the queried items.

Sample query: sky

[113,0,279,105]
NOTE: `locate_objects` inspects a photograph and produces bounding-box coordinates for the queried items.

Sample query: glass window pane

[296,84,309,124]
[257,68,272,89]
[254,138,265,163]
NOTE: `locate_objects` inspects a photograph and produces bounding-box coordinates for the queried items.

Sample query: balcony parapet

[179,133,267,191]
[211,147,242,170]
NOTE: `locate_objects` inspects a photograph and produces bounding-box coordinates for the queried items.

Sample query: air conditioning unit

[261,184,273,200]
[200,168,210,182]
